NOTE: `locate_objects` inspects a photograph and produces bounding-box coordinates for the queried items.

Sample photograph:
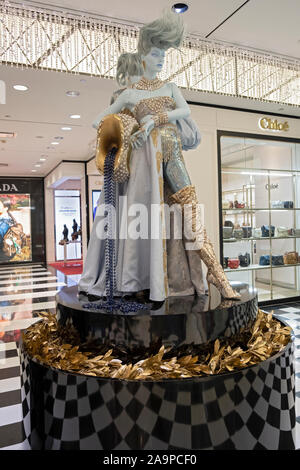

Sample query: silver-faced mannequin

[92,47,190,149]
[80,11,240,301]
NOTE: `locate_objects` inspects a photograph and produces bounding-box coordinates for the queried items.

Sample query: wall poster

[0,178,45,265]
[0,193,32,262]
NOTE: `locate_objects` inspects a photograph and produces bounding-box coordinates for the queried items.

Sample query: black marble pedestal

[57,282,257,349]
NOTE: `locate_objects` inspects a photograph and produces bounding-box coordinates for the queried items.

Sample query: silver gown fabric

[79,102,205,301]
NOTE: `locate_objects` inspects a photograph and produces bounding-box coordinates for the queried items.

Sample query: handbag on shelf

[223,227,233,239]
[238,252,251,267]
[294,229,300,237]
[271,200,284,209]
[223,257,229,269]
[283,201,294,209]
[253,228,261,238]
[259,255,270,266]
[272,255,284,266]
[228,258,240,269]
[287,228,295,236]
[283,251,298,265]
[233,228,243,239]
[242,226,252,238]
[222,200,231,210]
[276,226,289,237]
[224,220,234,228]
[261,225,275,237]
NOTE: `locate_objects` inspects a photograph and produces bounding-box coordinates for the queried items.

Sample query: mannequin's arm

[92,89,129,129]
[167,82,191,122]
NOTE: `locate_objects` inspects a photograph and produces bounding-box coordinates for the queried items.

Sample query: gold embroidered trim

[133,76,166,91]
[156,151,163,173]
[169,185,197,206]
[151,128,158,147]
[95,113,139,183]
[133,96,176,120]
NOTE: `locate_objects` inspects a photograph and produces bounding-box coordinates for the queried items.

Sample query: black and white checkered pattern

[20,337,296,450]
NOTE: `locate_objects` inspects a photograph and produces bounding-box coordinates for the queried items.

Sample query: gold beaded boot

[169,185,241,300]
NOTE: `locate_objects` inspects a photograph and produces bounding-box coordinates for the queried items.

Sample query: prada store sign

[259,117,289,132]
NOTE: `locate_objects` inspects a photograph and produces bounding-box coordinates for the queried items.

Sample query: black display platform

[56,282,257,348]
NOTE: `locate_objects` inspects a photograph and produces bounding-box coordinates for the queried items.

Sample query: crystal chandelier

[1,1,300,107]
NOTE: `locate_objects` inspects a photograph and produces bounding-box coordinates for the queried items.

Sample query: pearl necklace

[133,76,166,91]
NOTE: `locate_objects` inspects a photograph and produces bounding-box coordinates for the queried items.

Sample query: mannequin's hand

[130,119,154,149]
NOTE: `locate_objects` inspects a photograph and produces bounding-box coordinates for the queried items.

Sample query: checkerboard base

[20,340,296,450]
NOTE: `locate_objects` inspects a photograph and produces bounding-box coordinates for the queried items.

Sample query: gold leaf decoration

[22,309,292,381]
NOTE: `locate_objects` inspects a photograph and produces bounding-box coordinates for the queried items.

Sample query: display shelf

[222,208,300,212]
[222,166,300,175]
[224,235,300,243]
[225,262,300,273]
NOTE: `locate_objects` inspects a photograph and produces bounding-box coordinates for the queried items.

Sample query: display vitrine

[219,131,300,303]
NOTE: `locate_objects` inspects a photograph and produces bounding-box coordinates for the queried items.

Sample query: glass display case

[219,132,300,303]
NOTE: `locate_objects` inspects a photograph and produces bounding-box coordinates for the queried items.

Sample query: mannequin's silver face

[142,47,166,74]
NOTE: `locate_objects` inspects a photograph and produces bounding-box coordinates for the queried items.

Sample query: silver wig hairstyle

[137,10,185,56]
[116,52,144,86]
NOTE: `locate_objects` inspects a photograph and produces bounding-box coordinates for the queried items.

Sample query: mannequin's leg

[163,158,240,300]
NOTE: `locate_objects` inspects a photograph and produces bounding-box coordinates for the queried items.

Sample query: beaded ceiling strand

[0,1,300,107]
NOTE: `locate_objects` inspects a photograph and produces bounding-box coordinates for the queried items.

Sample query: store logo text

[0,184,18,192]
[259,117,289,132]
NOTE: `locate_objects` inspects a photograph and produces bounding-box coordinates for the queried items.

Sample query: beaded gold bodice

[133,96,176,123]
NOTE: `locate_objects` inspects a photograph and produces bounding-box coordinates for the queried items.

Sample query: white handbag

[276,226,289,237]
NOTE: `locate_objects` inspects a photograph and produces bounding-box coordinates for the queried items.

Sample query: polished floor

[0,263,299,450]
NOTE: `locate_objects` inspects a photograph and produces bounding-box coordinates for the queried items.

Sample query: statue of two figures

[78,10,241,308]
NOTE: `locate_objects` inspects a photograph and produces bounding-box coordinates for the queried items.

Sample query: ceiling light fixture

[61,127,72,131]
[172,3,188,13]
[40,158,46,161]
[70,114,81,119]
[51,142,59,145]
[13,85,28,91]
[31,169,37,172]
[66,90,80,97]
[35,164,41,167]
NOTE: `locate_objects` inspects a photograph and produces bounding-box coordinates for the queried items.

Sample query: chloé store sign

[259,117,289,132]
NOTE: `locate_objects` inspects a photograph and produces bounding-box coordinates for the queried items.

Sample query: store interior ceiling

[0,0,300,177]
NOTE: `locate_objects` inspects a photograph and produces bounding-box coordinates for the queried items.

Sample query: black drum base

[20,340,296,450]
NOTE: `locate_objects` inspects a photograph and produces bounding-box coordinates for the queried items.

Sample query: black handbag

[261,225,275,237]
[259,255,270,266]
[223,257,229,269]
[283,201,293,209]
[238,252,251,267]
[272,255,284,266]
